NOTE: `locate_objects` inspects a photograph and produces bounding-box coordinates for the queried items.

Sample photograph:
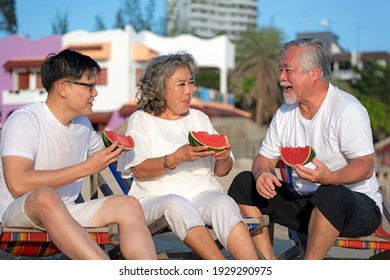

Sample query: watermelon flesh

[188,131,228,152]
[102,130,135,152]
[280,146,316,167]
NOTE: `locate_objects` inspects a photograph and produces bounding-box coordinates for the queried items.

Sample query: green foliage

[114,9,126,30]
[359,96,390,141]
[242,75,256,93]
[94,15,106,31]
[0,0,17,33]
[52,10,68,35]
[347,61,390,141]
[330,77,353,93]
[165,0,192,37]
[349,60,390,104]
[196,70,220,90]
[114,0,164,35]
[231,27,284,124]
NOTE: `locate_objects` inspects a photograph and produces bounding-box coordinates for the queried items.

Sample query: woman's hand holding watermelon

[177,144,215,163]
[211,143,232,161]
[212,143,233,177]
[169,142,231,162]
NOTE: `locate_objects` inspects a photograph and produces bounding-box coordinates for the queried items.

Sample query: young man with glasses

[0,49,157,260]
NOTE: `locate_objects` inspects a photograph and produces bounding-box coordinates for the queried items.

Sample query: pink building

[0,34,61,126]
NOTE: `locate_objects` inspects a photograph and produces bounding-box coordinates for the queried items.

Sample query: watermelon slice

[102,130,135,152]
[280,146,316,167]
[188,131,228,152]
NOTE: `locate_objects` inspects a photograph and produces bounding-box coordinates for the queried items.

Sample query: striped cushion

[0,241,60,257]
[0,231,110,257]
[335,226,390,250]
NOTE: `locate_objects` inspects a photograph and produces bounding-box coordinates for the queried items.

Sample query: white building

[133,30,235,94]
[2,26,236,130]
[166,0,258,41]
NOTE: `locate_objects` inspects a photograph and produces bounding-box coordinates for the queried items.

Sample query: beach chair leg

[277,229,307,260]
[105,245,122,259]
[369,250,390,260]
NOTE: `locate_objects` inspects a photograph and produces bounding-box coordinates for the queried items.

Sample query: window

[97,68,107,85]
[136,68,144,86]
[36,72,43,88]
[18,73,29,90]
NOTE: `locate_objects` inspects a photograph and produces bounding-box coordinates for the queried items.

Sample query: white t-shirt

[0,102,103,219]
[260,84,382,213]
[117,108,232,201]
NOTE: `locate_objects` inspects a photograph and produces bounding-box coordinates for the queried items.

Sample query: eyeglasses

[64,80,96,92]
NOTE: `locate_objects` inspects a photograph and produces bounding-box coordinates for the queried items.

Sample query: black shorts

[228,171,382,237]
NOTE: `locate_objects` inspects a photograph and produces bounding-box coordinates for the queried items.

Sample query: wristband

[163,155,174,171]
[254,168,267,181]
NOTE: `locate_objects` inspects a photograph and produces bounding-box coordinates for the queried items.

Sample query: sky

[1,0,389,53]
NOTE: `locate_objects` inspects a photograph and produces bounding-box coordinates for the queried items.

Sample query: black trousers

[228,171,382,237]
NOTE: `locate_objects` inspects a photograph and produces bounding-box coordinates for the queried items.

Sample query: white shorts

[1,192,108,230]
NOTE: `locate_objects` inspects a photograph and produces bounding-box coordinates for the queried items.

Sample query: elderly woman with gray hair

[118,51,259,260]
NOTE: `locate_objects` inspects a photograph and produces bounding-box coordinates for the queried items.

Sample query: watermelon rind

[188,131,228,152]
[280,146,316,167]
[102,131,113,148]
[102,131,135,152]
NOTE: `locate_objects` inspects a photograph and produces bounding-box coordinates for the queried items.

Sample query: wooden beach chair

[0,173,121,259]
[274,160,390,260]
[105,162,270,259]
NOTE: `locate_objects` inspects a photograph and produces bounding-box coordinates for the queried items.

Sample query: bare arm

[3,142,124,198]
[213,143,233,177]
[131,144,215,180]
[294,153,375,185]
[252,154,281,199]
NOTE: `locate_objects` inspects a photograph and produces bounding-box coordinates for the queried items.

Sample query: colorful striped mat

[0,231,110,257]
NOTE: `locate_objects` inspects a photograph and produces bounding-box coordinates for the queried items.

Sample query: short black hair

[40,49,101,92]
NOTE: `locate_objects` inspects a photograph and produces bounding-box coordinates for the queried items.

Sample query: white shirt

[117,109,232,201]
[0,102,103,219]
[260,84,382,213]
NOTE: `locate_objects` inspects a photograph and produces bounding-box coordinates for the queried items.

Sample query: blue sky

[259,0,390,52]
[1,0,389,52]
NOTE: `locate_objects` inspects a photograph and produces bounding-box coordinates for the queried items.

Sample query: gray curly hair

[136,51,197,115]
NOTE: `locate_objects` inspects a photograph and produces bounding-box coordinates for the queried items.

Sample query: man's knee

[27,187,62,209]
[313,185,352,208]
[230,171,253,188]
[23,187,64,225]
[108,195,143,215]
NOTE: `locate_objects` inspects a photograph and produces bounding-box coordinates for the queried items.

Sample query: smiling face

[279,46,313,104]
[162,65,195,120]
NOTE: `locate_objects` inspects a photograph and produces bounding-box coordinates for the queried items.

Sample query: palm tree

[0,0,17,34]
[51,10,68,35]
[231,27,284,125]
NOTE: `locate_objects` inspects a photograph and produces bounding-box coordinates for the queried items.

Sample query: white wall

[133,30,235,94]
[62,26,235,113]
[62,27,134,113]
